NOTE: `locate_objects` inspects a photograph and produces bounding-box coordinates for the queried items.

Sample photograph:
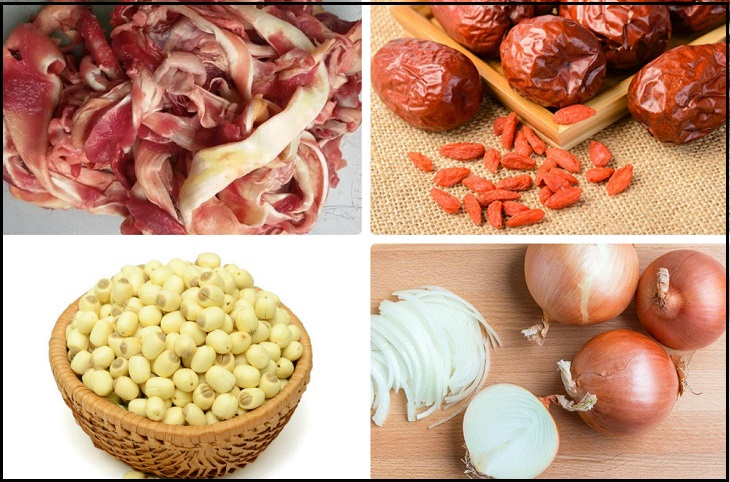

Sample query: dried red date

[431,2,534,58]
[560,5,671,70]
[371,38,483,132]
[500,15,606,108]
[668,4,727,33]
[628,44,726,144]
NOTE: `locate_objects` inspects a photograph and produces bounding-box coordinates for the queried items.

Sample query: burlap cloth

[370,6,727,235]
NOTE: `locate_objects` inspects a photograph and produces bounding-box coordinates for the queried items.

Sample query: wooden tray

[371,244,727,479]
[389,6,727,149]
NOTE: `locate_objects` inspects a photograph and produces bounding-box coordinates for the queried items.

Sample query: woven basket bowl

[49,297,313,478]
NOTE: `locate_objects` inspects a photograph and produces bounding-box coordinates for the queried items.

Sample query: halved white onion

[463,384,559,479]
[370,286,500,428]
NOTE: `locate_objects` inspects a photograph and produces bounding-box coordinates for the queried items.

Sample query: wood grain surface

[371,244,727,479]
[389,5,726,150]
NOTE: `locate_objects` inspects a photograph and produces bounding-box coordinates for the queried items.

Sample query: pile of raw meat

[3,3,362,233]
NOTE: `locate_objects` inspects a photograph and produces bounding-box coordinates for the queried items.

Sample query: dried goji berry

[506,209,545,227]
[606,164,634,196]
[501,112,518,150]
[514,130,532,157]
[544,172,569,192]
[487,200,504,229]
[585,167,615,183]
[477,189,521,207]
[552,168,578,185]
[439,142,486,160]
[553,104,596,125]
[544,168,578,192]
[463,175,496,193]
[433,167,471,187]
[502,201,530,217]
[538,186,554,205]
[407,152,434,172]
[463,193,482,225]
[521,125,547,155]
[430,188,461,214]
[535,158,557,187]
[546,147,581,173]
[544,186,582,209]
[501,152,536,170]
[589,140,613,167]
[483,148,501,174]
[493,116,507,136]
[496,174,533,191]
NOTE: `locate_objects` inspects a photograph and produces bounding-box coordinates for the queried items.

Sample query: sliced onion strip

[370,286,500,428]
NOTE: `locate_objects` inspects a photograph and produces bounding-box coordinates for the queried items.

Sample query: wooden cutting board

[371,244,726,479]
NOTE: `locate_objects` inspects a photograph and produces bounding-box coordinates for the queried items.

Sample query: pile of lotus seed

[65,253,303,425]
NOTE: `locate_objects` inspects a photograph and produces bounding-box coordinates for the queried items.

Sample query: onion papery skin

[524,244,640,325]
[463,384,559,479]
[569,329,680,436]
[636,250,727,351]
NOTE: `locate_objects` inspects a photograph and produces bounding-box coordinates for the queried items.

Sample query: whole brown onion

[431,1,534,58]
[636,250,727,351]
[559,4,672,70]
[500,15,606,108]
[560,329,682,436]
[524,244,640,326]
[628,43,726,144]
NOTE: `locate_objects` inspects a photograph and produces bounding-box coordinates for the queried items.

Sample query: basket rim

[49,292,313,444]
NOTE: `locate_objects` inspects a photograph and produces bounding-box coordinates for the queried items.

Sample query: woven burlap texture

[370,6,727,235]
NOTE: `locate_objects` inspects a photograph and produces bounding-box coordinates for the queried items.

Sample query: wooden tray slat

[389,5,726,149]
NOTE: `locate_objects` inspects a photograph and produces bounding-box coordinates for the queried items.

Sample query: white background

[2,236,372,479]
[1,3,362,235]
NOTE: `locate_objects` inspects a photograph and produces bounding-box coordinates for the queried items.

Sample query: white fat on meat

[132,140,177,220]
[179,63,329,230]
